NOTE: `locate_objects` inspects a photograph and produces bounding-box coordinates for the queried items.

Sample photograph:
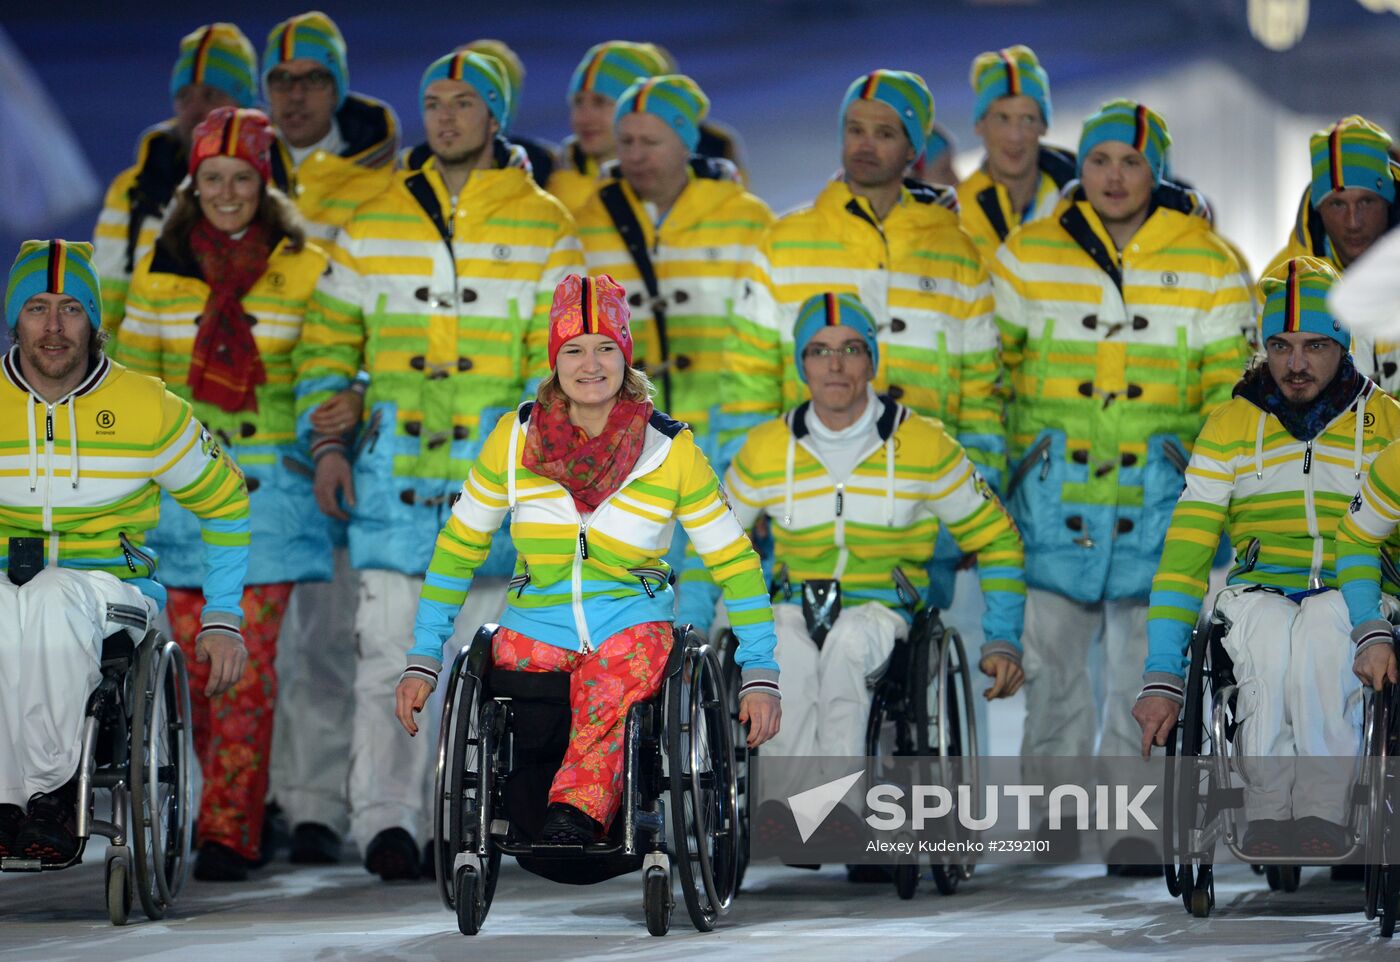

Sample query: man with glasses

[684,293,1024,826]
[292,50,582,882]
[260,11,398,240]
[956,45,1076,261]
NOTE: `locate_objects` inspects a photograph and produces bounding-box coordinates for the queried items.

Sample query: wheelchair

[432,622,742,937]
[720,565,981,900]
[1162,583,1396,925]
[0,627,193,926]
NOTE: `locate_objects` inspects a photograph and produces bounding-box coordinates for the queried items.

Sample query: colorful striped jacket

[119,235,332,587]
[293,146,583,576]
[91,120,186,338]
[269,93,399,242]
[1143,376,1400,697]
[575,162,773,470]
[753,178,1005,489]
[991,185,1254,603]
[0,351,250,618]
[406,403,779,696]
[545,138,603,218]
[679,395,1026,661]
[956,145,1077,259]
[1335,435,1400,654]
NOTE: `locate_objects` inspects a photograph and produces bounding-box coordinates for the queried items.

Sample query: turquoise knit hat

[614,74,710,152]
[970,45,1051,125]
[6,240,102,331]
[793,293,880,383]
[840,69,934,157]
[419,51,511,130]
[262,11,348,109]
[1259,256,1348,349]
[1309,115,1396,207]
[567,41,664,103]
[1077,99,1171,184]
[170,23,258,107]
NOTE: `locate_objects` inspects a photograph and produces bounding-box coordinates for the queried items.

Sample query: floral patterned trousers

[492,621,673,828]
[167,583,293,861]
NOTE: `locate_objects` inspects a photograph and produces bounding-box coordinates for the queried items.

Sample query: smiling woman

[117,105,332,884]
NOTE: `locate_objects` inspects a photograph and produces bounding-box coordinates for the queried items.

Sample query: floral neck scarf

[522,395,653,513]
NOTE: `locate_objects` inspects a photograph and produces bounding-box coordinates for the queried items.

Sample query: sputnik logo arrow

[788,769,864,843]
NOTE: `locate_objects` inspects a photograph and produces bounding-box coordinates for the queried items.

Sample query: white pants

[762,602,905,802]
[1216,587,1360,823]
[0,568,154,808]
[347,569,506,846]
[1020,588,1148,761]
[269,547,359,834]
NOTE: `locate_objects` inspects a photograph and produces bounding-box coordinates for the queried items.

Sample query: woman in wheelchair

[394,273,780,846]
[1134,257,1400,859]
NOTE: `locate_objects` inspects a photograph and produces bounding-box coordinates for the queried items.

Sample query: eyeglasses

[266,68,336,94]
[802,342,870,361]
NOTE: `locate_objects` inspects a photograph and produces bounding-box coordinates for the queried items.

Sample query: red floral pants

[167,583,292,861]
[493,621,673,828]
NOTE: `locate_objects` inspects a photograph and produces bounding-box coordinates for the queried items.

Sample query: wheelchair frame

[0,627,193,926]
[1163,587,1384,920]
[432,622,741,937]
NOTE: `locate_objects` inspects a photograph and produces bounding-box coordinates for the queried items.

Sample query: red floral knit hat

[547,273,633,369]
[189,106,275,182]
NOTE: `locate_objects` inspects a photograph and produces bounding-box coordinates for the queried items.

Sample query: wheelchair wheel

[129,635,192,921]
[106,855,131,926]
[435,638,499,923]
[1367,682,1400,936]
[911,618,979,889]
[1168,612,1219,915]
[643,865,673,936]
[718,632,752,892]
[454,864,484,936]
[666,635,739,933]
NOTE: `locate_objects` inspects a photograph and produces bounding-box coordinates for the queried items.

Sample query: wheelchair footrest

[0,857,45,872]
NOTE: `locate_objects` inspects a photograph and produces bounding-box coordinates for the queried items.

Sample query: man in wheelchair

[393,274,780,848]
[680,292,1026,817]
[0,241,250,864]
[1134,257,1400,858]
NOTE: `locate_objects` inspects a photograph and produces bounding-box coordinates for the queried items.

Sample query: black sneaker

[1105,837,1164,877]
[194,841,249,882]
[1241,818,1286,858]
[1295,816,1350,859]
[289,822,342,865]
[17,787,79,863]
[364,827,421,881]
[538,803,601,845]
[0,804,24,858]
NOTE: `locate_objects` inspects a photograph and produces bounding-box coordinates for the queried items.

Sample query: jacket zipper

[832,482,850,579]
[1302,440,1323,585]
[567,442,670,654]
[41,405,54,532]
[1006,434,1054,500]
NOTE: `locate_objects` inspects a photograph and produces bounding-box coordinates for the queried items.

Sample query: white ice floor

[4,852,1400,962]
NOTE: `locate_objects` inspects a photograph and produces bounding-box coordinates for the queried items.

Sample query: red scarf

[522,396,653,513]
[187,218,270,413]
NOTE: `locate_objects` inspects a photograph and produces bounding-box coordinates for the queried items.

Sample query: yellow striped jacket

[1145,377,1400,690]
[680,395,1025,660]
[118,236,332,586]
[955,145,1077,259]
[575,167,773,468]
[293,147,584,576]
[1336,435,1400,651]
[408,404,779,695]
[0,352,249,614]
[992,187,1254,603]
